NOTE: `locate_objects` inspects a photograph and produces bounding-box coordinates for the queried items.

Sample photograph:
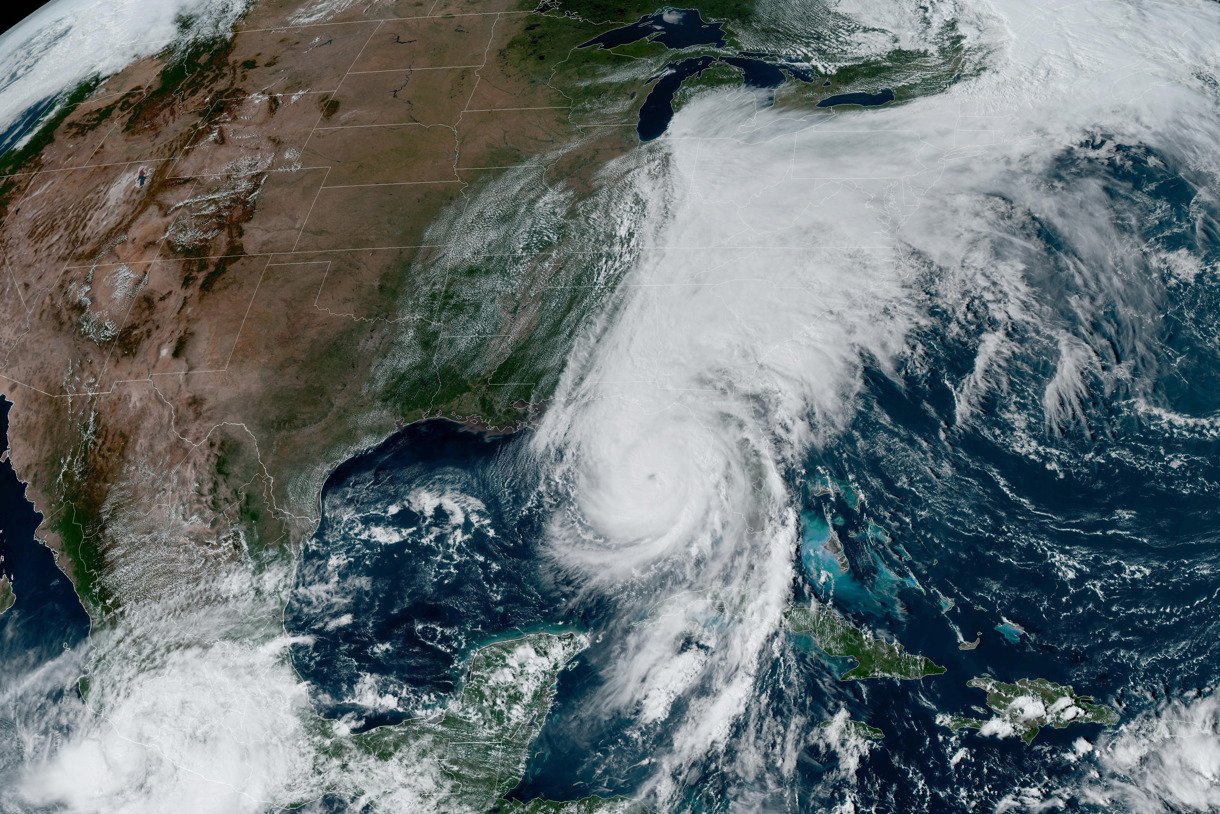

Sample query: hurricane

[0,0,248,144]
[4,0,1220,809]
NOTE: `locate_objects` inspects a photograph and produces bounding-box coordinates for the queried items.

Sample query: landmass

[784,603,946,681]
[809,474,861,510]
[0,0,976,622]
[0,574,13,614]
[493,797,641,813]
[0,0,648,615]
[337,631,636,812]
[0,0,977,803]
[820,715,884,740]
[995,619,1026,644]
[936,676,1120,744]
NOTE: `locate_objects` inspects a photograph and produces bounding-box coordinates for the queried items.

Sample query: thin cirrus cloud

[5,0,1220,808]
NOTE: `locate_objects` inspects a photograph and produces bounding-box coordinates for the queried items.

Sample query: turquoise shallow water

[285,135,1220,811]
[0,16,1218,807]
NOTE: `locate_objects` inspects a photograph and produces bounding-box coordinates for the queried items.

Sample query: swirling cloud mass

[6,0,1220,809]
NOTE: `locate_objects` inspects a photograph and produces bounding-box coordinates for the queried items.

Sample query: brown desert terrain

[0,0,638,612]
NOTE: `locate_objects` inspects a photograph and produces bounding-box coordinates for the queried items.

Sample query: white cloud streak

[0,0,248,136]
[527,0,1220,803]
[6,0,1220,808]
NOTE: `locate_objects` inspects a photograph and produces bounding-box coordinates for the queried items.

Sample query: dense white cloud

[0,0,247,136]
[5,0,1220,808]
[527,0,1220,804]
[6,567,319,814]
[1070,693,1220,812]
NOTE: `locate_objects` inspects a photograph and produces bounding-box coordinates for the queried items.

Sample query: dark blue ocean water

[286,420,578,728]
[0,395,89,672]
[0,95,54,157]
[0,395,90,782]
[289,134,1220,810]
